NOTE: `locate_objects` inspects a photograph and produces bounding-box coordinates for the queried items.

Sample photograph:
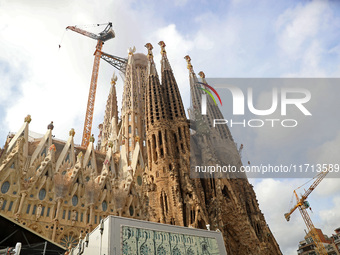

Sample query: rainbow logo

[196,82,222,106]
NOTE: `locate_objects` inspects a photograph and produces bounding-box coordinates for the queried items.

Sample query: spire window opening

[173,133,177,143]
[152,134,157,161]
[158,131,162,145]
[164,193,168,213]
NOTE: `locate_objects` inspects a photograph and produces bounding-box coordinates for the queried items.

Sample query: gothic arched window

[72,195,78,206]
[1,182,10,194]
[102,201,108,212]
[39,188,46,200]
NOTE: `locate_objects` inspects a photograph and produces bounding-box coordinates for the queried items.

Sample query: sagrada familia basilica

[0,41,282,254]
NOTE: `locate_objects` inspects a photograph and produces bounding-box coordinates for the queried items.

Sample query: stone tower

[144,42,208,228]
[100,72,118,153]
[186,56,282,254]
[120,49,148,163]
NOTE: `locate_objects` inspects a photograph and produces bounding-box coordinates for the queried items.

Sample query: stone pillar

[15,192,27,219]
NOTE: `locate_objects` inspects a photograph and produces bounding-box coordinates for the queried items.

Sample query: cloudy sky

[0,0,339,254]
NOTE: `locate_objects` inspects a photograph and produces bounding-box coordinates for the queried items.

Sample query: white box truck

[71,216,227,255]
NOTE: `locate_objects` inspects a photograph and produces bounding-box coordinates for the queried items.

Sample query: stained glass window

[72,195,78,206]
[129,205,134,216]
[39,188,46,200]
[1,182,10,194]
[60,235,78,249]
[137,176,142,186]
[102,201,108,212]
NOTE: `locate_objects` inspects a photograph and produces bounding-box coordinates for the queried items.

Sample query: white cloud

[319,196,340,234]
[276,1,330,60]
[174,0,189,7]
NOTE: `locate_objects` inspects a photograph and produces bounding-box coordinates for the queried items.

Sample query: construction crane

[66,23,127,147]
[284,168,329,255]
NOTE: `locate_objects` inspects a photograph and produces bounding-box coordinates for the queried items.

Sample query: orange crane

[284,168,329,255]
[66,23,127,147]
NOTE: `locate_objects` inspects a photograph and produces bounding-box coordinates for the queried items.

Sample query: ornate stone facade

[0,42,281,254]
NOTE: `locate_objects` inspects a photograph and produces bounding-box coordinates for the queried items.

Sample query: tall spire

[145,43,158,77]
[101,72,118,152]
[185,55,202,119]
[144,43,166,133]
[198,70,233,141]
[159,41,186,120]
[144,42,189,226]
[158,41,171,72]
[121,47,147,164]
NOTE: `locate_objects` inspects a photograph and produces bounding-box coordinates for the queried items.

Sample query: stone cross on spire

[128,46,136,56]
[111,72,117,86]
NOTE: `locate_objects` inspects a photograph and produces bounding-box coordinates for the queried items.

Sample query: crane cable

[288,192,294,212]
[58,23,109,49]
[288,173,322,212]
[295,174,319,191]
[58,29,67,49]
[74,23,109,28]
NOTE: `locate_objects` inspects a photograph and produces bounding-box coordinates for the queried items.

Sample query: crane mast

[66,23,127,148]
[81,40,103,147]
[284,169,329,255]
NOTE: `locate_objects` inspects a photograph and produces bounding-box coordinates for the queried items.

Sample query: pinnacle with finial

[158,41,166,56]
[24,114,32,123]
[108,141,113,148]
[198,71,205,79]
[49,144,56,152]
[77,152,83,160]
[184,55,194,73]
[90,134,95,143]
[128,46,136,56]
[69,128,75,137]
[47,121,54,130]
[111,72,118,86]
[145,43,154,60]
